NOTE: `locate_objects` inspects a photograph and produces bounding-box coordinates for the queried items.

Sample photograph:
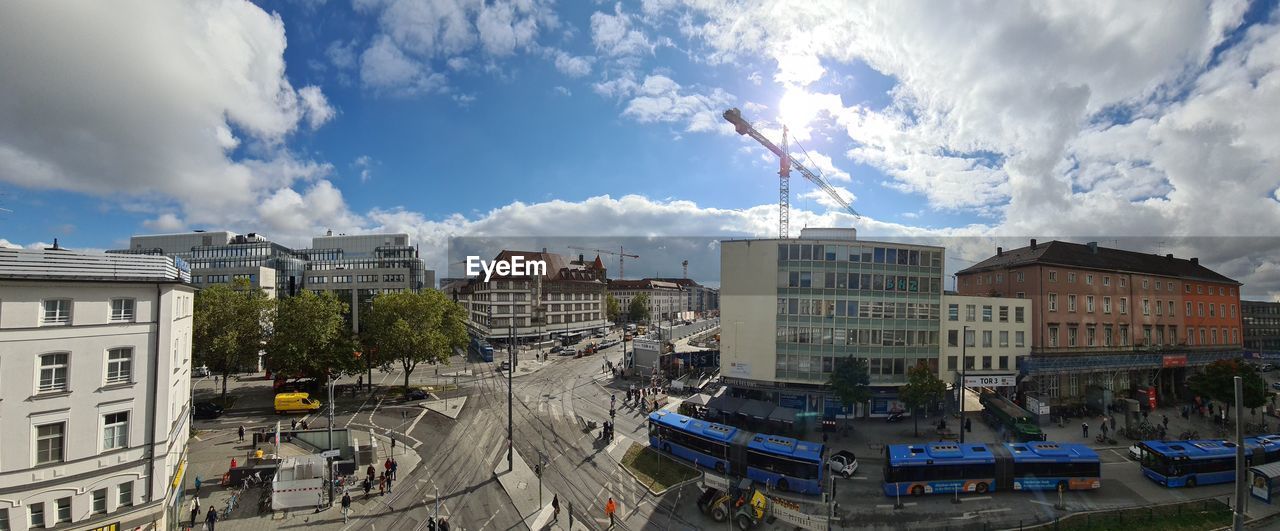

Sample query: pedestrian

[1082,422,1089,438]
[391,458,398,480]
[357,375,362,389]
[384,458,392,478]
[1110,416,1116,432]
[366,464,376,482]
[292,419,298,430]
[238,425,245,443]
[363,476,371,497]
[230,457,238,470]
[964,417,972,433]
[190,497,201,529]
[1101,421,1109,437]
[391,436,396,453]
[342,491,352,523]
[301,420,309,430]
[316,492,324,513]
[1162,415,1169,429]
[386,470,393,494]
[606,497,617,528]
[205,506,218,531]
[379,474,386,496]
[194,475,203,495]
[552,494,560,521]
[439,517,450,531]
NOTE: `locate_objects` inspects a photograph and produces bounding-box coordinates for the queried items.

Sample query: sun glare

[778,87,822,129]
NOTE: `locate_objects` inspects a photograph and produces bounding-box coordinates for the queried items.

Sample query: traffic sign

[320,449,340,459]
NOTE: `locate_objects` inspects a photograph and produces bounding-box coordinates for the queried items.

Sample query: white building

[939,294,1033,385]
[0,247,195,531]
[720,228,946,417]
[608,279,686,322]
[457,251,609,343]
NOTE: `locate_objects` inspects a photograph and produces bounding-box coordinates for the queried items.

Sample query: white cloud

[353,155,375,183]
[143,213,185,232]
[359,35,447,95]
[553,86,572,96]
[617,74,736,134]
[452,93,478,106]
[326,39,359,69]
[447,57,472,71]
[553,50,594,77]
[0,0,335,230]
[0,239,22,249]
[591,4,654,57]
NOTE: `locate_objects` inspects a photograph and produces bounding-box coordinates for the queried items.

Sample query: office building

[957,240,1243,405]
[939,294,1032,388]
[1243,300,1280,353]
[719,228,945,417]
[0,247,195,531]
[456,250,608,343]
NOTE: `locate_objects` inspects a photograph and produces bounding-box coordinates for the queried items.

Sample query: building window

[1119,277,1126,288]
[1212,328,1219,344]
[999,306,1008,322]
[29,504,43,529]
[1209,304,1216,317]
[1048,293,1057,312]
[999,331,1009,347]
[1015,331,1025,347]
[1015,307,1025,323]
[982,331,992,348]
[1104,325,1113,346]
[38,352,69,393]
[1068,272,1076,283]
[1144,326,1153,345]
[1234,328,1239,343]
[106,347,132,384]
[1120,325,1129,346]
[1142,299,1150,316]
[42,299,72,325]
[35,422,65,465]
[92,488,107,515]
[966,305,976,321]
[995,273,1003,283]
[1086,274,1093,285]
[1185,284,1192,293]
[110,298,135,322]
[119,481,133,507]
[1016,271,1024,282]
[1155,299,1162,316]
[103,411,129,451]
[55,498,70,524]
[1016,291,1025,298]
[948,330,958,347]
[1171,325,1178,345]
[1068,294,1077,312]
[1142,279,1149,289]
[1068,327,1078,347]
[1086,296,1094,313]
[1102,296,1111,314]
[1199,302,1205,317]
[947,356,957,371]
[1200,328,1207,345]
[982,306,992,322]
[999,356,1010,370]
[1048,326,1058,348]
[1048,271,1057,282]
[1168,301,1175,316]
[948,304,958,321]
[1086,326,1096,346]
[982,356,993,370]
[965,329,975,347]
[1232,304,1237,318]
[1186,301,1193,317]
[1103,276,1110,286]
[1198,285,1204,294]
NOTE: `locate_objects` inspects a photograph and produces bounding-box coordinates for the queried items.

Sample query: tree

[628,292,651,323]
[605,294,622,323]
[193,280,271,404]
[1188,359,1267,415]
[828,357,871,425]
[265,290,357,384]
[364,290,469,392]
[899,362,947,436]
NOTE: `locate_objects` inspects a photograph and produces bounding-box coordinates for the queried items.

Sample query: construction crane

[568,246,639,279]
[723,107,860,238]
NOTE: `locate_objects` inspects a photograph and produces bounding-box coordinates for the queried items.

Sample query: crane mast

[567,246,639,279]
[722,107,861,239]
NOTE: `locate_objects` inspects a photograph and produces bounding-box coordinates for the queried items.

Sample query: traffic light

[534,464,541,477]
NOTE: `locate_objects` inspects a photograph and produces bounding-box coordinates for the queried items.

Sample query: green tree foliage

[899,361,947,436]
[828,356,871,420]
[265,290,356,384]
[605,294,622,323]
[1188,359,1267,413]
[364,290,469,392]
[628,292,651,323]
[193,280,271,403]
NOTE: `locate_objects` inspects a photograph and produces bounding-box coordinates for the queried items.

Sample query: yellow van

[274,392,321,414]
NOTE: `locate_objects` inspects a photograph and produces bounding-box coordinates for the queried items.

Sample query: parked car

[406,388,429,401]
[1263,363,1277,372]
[550,345,563,354]
[499,360,511,371]
[193,401,225,420]
[193,365,210,378]
[827,450,859,478]
[1128,444,1143,461]
[1270,381,1280,391]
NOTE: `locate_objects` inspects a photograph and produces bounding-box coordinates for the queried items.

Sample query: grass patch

[621,443,698,492]
[1052,500,1232,531]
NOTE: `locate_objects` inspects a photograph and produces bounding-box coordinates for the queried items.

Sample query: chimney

[1166,253,1173,260]
[997,247,1003,257]
[326,229,332,236]
[1191,257,1199,265]
[579,254,585,262]
[46,238,61,251]
[1087,241,1098,254]
[1030,239,1037,249]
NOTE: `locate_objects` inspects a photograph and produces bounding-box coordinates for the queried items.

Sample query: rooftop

[958,240,1239,284]
[1,247,191,283]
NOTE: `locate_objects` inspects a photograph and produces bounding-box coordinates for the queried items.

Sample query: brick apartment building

[957,240,1243,407]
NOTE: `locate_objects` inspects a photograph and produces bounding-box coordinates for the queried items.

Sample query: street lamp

[960,325,969,443]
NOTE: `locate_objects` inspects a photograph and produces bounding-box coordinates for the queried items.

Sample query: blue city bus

[1139,435,1280,488]
[560,332,586,347]
[884,441,1101,496]
[469,338,494,362]
[647,411,827,494]
[745,433,826,495]
[648,410,745,474]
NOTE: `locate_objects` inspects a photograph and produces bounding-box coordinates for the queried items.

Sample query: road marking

[407,408,428,435]
[962,495,992,502]
[478,508,501,531]
[952,507,1011,520]
[1028,500,1056,507]
[875,502,917,508]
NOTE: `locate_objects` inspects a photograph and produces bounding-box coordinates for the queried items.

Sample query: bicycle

[223,492,239,519]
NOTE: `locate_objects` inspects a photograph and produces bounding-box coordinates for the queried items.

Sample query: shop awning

[740,399,776,420]
[685,393,712,407]
[707,395,744,415]
[767,406,799,424]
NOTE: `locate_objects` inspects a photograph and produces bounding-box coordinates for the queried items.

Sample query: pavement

[420,395,468,419]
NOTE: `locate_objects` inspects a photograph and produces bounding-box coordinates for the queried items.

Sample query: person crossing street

[605,497,617,528]
[341,492,352,523]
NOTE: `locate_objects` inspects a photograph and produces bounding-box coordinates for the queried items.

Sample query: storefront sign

[1163,355,1187,368]
[87,523,119,531]
[964,374,1017,387]
[727,362,751,377]
[779,394,806,409]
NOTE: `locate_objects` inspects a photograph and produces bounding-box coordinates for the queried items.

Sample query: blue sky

[2,1,1280,297]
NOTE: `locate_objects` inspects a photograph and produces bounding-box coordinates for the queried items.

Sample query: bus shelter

[1249,461,1280,504]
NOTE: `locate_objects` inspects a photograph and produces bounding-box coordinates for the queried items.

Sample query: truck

[979,392,1046,441]
[625,323,637,333]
